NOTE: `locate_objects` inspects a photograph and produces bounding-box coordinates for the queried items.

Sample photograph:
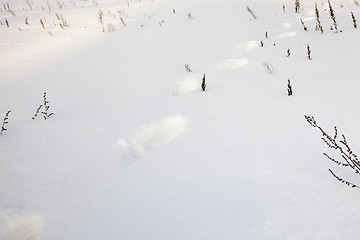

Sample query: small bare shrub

[305,115,360,188]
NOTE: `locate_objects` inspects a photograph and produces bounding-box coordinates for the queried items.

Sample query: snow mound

[0,209,44,240]
[172,75,200,95]
[238,41,258,51]
[217,58,249,71]
[118,115,188,160]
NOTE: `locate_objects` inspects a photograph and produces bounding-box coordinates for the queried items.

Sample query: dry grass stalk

[247,6,257,19]
[287,79,293,96]
[300,18,307,31]
[307,44,312,60]
[351,12,357,28]
[315,3,324,33]
[120,17,126,26]
[40,19,45,29]
[1,110,11,135]
[328,0,338,33]
[185,64,192,72]
[201,74,206,91]
[263,62,273,74]
[295,0,300,13]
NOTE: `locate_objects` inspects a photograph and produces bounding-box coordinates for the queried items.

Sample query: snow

[1,0,360,239]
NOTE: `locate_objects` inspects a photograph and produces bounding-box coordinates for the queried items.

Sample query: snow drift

[0,209,43,240]
[118,114,188,160]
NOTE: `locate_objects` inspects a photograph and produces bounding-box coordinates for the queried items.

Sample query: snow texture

[2,0,360,239]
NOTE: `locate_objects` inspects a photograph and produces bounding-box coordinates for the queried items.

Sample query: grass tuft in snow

[32,92,54,120]
[287,79,293,96]
[307,44,312,60]
[201,74,206,91]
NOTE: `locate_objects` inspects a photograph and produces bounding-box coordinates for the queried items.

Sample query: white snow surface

[1,0,360,239]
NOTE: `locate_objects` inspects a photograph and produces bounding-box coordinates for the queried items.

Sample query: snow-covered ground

[1,0,360,239]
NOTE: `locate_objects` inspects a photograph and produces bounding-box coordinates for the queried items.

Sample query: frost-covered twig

[305,115,360,188]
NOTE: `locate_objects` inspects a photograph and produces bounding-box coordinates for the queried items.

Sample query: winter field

[1,0,360,239]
